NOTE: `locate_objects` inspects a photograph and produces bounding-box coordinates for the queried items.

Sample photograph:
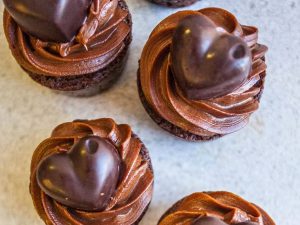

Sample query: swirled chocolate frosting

[139,8,268,137]
[30,118,154,225]
[158,192,276,225]
[3,0,131,76]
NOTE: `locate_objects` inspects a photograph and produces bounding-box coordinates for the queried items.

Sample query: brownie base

[26,42,130,97]
[149,0,197,7]
[15,0,132,97]
[137,69,222,142]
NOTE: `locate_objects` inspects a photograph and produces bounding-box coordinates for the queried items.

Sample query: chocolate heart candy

[171,14,251,100]
[3,0,92,42]
[36,136,121,211]
[192,217,227,225]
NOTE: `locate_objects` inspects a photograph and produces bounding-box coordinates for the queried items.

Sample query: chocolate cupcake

[138,8,268,141]
[149,0,197,7]
[3,0,132,96]
[30,118,154,224]
[158,192,276,225]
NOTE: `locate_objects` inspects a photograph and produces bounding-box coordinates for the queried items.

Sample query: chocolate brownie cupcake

[158,192,276,225]
[149,0,197,7]
[138,8,268,141]
[30,118,154,224]
[3,0,132,96]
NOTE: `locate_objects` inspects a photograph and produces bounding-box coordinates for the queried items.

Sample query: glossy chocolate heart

[192,217,227,225]
[36,136,121,211]
[171,14,251,100]
[3,0,92,42]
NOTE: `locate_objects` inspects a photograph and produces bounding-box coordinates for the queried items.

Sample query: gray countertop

[0,0,299,224]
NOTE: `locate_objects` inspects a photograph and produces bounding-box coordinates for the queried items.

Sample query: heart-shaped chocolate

[36,136,121,211]
[192,217,227,225]
[171,14,251,100]
[3,0,92,42]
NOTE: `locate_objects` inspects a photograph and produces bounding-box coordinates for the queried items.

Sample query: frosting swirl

[158,192,275,225]
[139,8,268,137]
[30,118,154,225]
[3,0,131,76]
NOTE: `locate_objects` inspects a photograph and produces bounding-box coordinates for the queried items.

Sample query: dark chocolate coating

[36,136,121,211]
[171,15,251,100]
[3,0,91,42]
[192,217,227,225]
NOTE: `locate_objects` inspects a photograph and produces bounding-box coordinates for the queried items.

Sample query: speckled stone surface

[0,0,299,225]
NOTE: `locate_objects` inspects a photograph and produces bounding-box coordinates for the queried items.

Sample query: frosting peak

[36,0,120,57]
[77,0,118,46]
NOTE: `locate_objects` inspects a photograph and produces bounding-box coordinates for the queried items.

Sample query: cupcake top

[139,8,268,138]
[30,118,154,225]
[158,192,275,225]
[3,0,131,76]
